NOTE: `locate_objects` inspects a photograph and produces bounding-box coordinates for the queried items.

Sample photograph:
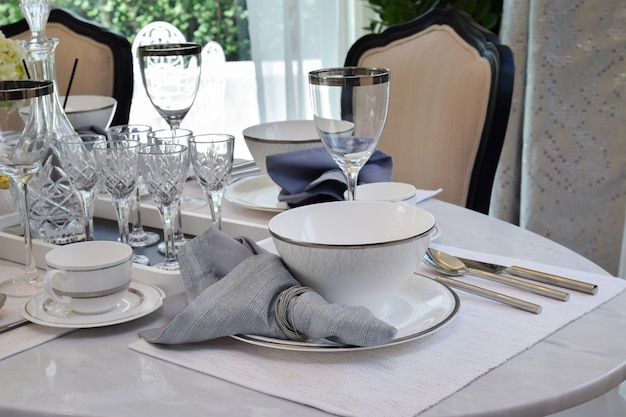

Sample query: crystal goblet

[138,144,189,271]
[106,124,160,248]
[93,139,149,265]
[189,134,234,230]
[52,134,105,242]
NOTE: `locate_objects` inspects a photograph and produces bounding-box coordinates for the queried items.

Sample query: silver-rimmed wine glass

[0,80,54,297]
[93,139,149,265]
[189,134,234,230]
[137,42,202,130]
[138,143,189,271]
[106,124,160,248]
[308,67,390,201]
[52,134,105,242]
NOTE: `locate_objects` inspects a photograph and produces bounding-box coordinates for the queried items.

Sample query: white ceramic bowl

[21,95,117,131]
[243,120,321,176]
[269,201,436,316]
[345,182,417,205]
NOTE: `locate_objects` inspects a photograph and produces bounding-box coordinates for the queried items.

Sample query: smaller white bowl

[346,182,417,205]
[269,201,435,316]
[243,120,321,176]
[20,95,117,131]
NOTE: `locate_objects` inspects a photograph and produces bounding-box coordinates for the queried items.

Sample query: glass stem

[16,181,38,281]
[131,187,144,234]
[78,189,95,241]
[112,197,131,244]
[160,203,177,266]
[344,166,360,201]
[208,190,224,230]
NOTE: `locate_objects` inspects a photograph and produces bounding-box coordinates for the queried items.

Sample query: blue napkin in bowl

[266,147,393,207]
[139,227,397,347]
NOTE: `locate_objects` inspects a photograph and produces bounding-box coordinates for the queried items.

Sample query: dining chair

[129,21,186,128]
[1,8,133,126]
[344,8,514,214]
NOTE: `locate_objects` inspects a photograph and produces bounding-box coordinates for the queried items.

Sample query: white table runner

[129,254,626,417]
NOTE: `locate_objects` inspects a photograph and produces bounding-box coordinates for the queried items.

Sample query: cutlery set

[422,248,598,314]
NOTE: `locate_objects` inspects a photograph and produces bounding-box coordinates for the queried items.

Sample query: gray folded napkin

[266,147,393,207]
[139,227,397,347]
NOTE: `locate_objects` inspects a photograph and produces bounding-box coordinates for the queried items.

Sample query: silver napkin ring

[275,286,313,342]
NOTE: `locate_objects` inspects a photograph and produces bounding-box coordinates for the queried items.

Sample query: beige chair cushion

[358,25,491,207]
[12,22,115,98]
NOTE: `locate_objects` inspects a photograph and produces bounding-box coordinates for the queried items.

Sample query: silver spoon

[0,293,29,334]
[424,249,570,301]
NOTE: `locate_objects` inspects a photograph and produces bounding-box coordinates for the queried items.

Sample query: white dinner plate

[21,282,165,328]
[225,175,288,212]
[231,274,459,352]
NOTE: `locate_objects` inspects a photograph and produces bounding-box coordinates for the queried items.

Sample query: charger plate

[22,282,165,328]
[231,274,459,352]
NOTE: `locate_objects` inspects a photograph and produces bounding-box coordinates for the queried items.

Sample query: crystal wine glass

[0,80,54,297]
[148,128,193,255]
[308,67,390,201]
[188,134,234,230]
[93,139,149,265]
[106,124,160,248]
[138,144,189,271]
[52,134,105,242]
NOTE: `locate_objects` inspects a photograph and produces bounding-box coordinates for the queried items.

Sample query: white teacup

[44,241,133,314]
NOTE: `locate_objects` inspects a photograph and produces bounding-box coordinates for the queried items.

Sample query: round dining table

[0,186,624,417]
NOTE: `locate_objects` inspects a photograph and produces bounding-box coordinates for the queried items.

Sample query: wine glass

[106,124,160,248]
[308,67,390,201]
[188,134,234,230]
[52,134,105,242]
[138,144,189,271]
[137,42,202,130]
[93,139,149,265]
[0,80,54,297]
[148,128,193,255]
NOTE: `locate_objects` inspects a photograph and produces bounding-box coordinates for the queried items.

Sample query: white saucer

[225,175,288,212]
[231,274,459,352]
[21,282,165,328]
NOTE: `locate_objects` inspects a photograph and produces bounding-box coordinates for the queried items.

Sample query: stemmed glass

[188,134,234,230]
[149,128,193,254]
[0,80,54,297]
[106,124,160,248]
[52,134,105,242]
[137,43,202,130]
[93,139,149,265]
[308,67,390,201]
[138,144,189,271]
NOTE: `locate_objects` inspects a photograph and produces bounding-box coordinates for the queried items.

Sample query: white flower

[0,30,27,81]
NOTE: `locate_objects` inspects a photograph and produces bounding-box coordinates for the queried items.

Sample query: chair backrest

[129,21,186,128]
[1,8,133,126]
[344,8,514,213]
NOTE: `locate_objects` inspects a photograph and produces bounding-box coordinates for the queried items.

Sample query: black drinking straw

[22,59,31,79]
[63,58,79,110]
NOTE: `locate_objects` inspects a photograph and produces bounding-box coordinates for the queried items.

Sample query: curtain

[247,0,369,122]
[491,0,626,277]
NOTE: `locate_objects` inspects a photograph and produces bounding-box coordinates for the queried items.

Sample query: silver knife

[0,319,29,334]
[459,258,598,295]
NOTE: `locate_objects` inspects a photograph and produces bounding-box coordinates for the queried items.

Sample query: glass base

[180,195,207,211]
[0,273,43,298]
[128,230,160,247]
[153,260,180,271]
[132,254,150,266]
[157,235,187,255]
